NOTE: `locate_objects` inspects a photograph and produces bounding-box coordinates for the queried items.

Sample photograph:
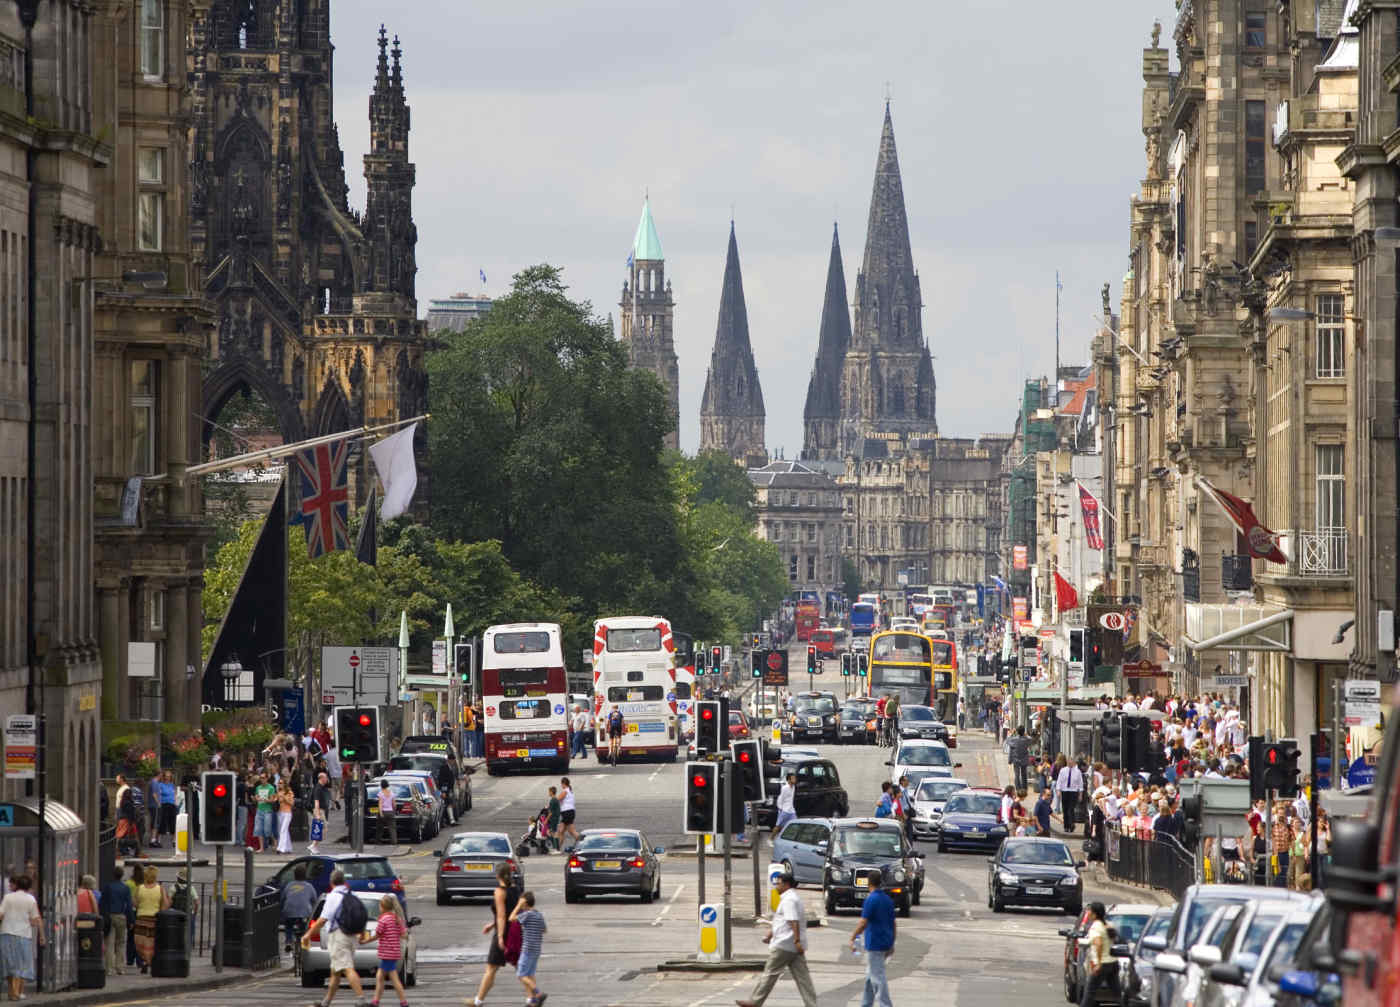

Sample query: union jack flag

[292,441,350,558]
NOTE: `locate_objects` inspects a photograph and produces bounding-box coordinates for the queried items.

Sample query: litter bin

[74,913,104,988]
[150,908,189,978]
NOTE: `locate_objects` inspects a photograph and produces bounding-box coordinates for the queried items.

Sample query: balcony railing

[1182,548,1200,603]
[1222,554,1253,592]
[1298,529,1348,576]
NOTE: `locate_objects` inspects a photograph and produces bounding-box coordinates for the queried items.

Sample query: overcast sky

[330,0,1176,456]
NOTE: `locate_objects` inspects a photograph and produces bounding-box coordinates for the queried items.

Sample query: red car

[728,710,750,740]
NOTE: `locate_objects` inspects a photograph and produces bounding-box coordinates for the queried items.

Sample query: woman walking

[275,779,295,854]
[470,862,520,1007]
[0,875,43,1000]
[132,866,170,973]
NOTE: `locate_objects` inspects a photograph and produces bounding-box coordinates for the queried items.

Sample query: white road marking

[685,976,747,1007]
[651,883,684,926]
[647,766,664,782]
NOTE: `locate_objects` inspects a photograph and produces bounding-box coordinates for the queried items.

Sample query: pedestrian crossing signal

[685,761,719,834]
[841,653,852,676]
[806,646,816,674]
[857,653,869,677]
[751,649,763,678]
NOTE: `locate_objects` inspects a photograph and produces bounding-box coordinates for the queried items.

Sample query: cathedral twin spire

[699,223,767,464]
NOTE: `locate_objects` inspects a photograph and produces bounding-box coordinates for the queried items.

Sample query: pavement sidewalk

[30,960,286,1006]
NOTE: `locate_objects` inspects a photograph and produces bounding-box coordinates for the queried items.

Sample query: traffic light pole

[1264,787,1274,887]
[213,844,224,972]
[354,762,365,853]
[722,757,734,960]
[750,800,761,918]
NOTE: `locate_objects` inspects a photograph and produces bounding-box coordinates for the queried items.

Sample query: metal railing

[1298,529,1347,576]
[1104,825,1197,901]
[1221,554,1253,592]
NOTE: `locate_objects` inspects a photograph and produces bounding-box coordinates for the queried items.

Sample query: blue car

[771,818,833,885]
[936,791,1007,852]
[261,853,407,910]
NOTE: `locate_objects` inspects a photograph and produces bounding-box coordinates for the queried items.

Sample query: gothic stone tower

[619,200,679,450]
[699,223,766,466]
[802,223,852,461]
[189,5,428,498]
[839,104,936,454]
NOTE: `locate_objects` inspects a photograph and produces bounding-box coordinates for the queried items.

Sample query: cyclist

[884,693,901,747]
[875,695,888,747]
[279,863,317,955]
[606,705,625,767]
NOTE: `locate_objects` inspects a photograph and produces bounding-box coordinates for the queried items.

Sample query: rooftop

[633,199,664,262]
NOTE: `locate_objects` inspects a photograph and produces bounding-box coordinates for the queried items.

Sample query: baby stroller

[515,807,554,857]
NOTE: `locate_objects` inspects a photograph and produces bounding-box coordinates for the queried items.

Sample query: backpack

[170,884,194,915]
[335,890,368,935]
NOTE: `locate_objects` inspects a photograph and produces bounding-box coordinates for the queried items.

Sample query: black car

[387,752,472,819]
[836,701,877,745]
[988,837,1084,914]
[936,791,1007,852]
[822,818,925,917]
[364,778,435,843]
[787,692,839,742]
[756,757,849,826]
[897,705,949,743]
[564,829,664,903]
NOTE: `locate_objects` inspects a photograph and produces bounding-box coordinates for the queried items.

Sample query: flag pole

[185,413,429,478]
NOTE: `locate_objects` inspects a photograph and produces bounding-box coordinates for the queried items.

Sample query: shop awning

[1185,604,1292,652]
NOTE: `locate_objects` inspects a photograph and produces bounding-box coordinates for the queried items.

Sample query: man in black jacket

[1007,727,1032,792]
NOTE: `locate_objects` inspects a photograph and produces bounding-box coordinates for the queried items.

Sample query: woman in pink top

[359,894,409,1007]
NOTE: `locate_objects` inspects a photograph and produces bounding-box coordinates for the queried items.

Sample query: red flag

[1078,484,1104,550]
[1054,571,1079,613]
[1198,478,1287,564]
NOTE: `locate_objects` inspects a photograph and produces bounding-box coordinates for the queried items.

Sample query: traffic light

[696,700,723,754]
[1123,715,1150,774]
[751,649,764,678]
[751,633,761,649]
[841,653,852,676]
[857,653,869,677]
[1181,794,1204,846]
[335,706,381,763]
[711,645,722,672]
[455,641,474,684]
[732,739,765,801]
[1147,735,1166,776]
[1261,740,1303,796]
[806,646,817,674]
[1101,712,1122,769]
[1248,736,1267,802]
[684,762,718,834]
[200,770,237,844]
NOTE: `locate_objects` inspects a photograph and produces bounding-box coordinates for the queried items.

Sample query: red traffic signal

[691,772,709,788]
[212,783,227,798]
[700,707,714,721]
[737,749,752,763]
[359,713,372,727]
[1267,748,1279,765]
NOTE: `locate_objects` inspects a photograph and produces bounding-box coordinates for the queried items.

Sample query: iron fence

[1104,825,1196,901]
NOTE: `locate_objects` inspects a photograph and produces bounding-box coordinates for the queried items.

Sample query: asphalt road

[159,716,1123,1006]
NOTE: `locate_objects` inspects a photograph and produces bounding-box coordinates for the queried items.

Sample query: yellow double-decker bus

[868,629,959,723]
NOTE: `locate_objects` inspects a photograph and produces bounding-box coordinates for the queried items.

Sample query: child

[509,890,548,1006]
[359,894,409,1007]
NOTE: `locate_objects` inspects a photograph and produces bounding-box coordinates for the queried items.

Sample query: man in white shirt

[736,872,817,1007]
[569,706,590,760]
[300,870,365,1005]
[1055,760,1085,836]
[774,773,797,832]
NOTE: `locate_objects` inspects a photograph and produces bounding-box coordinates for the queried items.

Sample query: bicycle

[283,917,308,976]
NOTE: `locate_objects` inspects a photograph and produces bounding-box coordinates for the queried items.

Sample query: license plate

[594,860,621,870]
[464,863,492,871]
[626,724,639,733]
[968,829,981,836]
[516,748,530,758]
[1026,886,1054,895]
[368,807,378,816]
[855,876,869,888]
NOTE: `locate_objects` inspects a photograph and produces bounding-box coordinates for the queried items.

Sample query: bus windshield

[607,628,663,652]
[872,634,931,662]
[493,631,551,654]
[930,639,954,666]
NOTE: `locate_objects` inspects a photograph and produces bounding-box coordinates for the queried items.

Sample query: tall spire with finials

[364,25,417,300]
[802,223,852,462]
[840,101,935,451]
[699,222,766,466]
[619,197,679,450]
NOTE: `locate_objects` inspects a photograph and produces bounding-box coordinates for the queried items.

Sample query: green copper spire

[632,199,664,262]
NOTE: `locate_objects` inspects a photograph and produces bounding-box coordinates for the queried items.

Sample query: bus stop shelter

[0,799,83,991]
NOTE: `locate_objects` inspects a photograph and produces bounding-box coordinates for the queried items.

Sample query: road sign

[321,646,399,707]
[1345,679,1382,701]
[762,650,789,687]
[1345,702,1382,727]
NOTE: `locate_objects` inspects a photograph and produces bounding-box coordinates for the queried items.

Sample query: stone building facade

[620,200,679,451]
[699,223,766,466]
[188,4,428,522]
[749,460,844,594]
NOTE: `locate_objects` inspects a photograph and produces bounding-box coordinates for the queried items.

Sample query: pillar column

[166,347,190,517]
[115,582,131,720]
[99,584,120,721]
[165,583,188,724]
[186,579,203,722]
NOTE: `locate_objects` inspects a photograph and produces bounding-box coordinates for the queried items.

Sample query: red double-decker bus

[481,623,570,775]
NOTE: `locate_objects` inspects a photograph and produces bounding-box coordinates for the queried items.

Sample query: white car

[887,738,958,786]
[301,891,420,989]
[909,777,968,838]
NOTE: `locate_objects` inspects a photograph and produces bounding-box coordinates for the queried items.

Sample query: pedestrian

[472,703,485,760]
[471,862,521,1007]
[1000,785,1016,826]
[569,705,589,760]
[897,775,916,841]
[276,778,296,854]
[170,869,198,949]
[359,894,409,1007]
[101,867,133,976]
[554,778,579,852]
[157,771,179,847]
[1033,788,1053,837]
[146,774,162,847]
[1007,726,1032,792]
[132,866,169,972]
[463,704,478,759]
[735,872,817,1007]
[774,773,797,833]
[509,890,548,1006]
[310,770,332,854]
[848,870,896,1007]
[114,774,141,856]
[301,870,368,1007]
[377,779,397,848]
[280,863,317,952]
[1077,901,1111,1007]
[1056,757,1084,836]
[0,875,43,1000]
[874,781,894,819]
[253,772,277,852]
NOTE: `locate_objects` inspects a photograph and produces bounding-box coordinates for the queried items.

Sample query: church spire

[854,103,920,350]
[364,25,416,299]
[700,223,766,465]
[802,223,851,460]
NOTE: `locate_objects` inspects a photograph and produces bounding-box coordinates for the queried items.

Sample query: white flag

[369,423,418,521]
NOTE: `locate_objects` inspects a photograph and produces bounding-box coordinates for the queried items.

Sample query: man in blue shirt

[1033,787,1054,837]
[848,871,896,1007]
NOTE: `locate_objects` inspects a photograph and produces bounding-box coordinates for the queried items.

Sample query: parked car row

[1061,884,1332,1007]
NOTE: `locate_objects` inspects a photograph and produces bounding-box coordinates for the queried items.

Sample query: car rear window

[337,858,394,880]
[446,835,511,856]
[1183,896,1251,946]
[897,745,951,767]
[578,833,641,852]
[367,783,414,801]
[1107,912,1150,945]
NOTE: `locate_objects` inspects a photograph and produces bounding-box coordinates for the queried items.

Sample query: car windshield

[1107,912,1151,945]
[1138,911,1172,954]
[1001,842,1074,866]
[832,827,903,857]
[898,746,951,767]
[728,712,744,724]
[902,706,936,721]
[1239,911,1289,958]
[577,833,642,852]
[794,698,836,715]
[944,794,1001,816]
[1260,921,1307,975]
[1184,897,1250,946]
[916,780,967,802]
[445,835,510,856]
[336,858,394,880]
[841,706,869,719]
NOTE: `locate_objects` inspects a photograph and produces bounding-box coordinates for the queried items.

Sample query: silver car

[908,777,968,839]
[435,831,522,905]
[301,891,420,989]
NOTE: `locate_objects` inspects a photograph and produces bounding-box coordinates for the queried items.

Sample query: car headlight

[1059,876,1080,886]
[943,823,961,831]
[829,867,848,882]
[990,826,1007,835]
[893,868,906,882]
[997,869,1018,885]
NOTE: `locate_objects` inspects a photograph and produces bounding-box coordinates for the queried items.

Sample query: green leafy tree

[842,556,863,601]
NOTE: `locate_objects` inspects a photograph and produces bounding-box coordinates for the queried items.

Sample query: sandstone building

[620,200,679,451]
[749,460,844,594]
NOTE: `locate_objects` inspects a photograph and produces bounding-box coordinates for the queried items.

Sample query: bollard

[768,863,784,913]
[696,903,729,962]
[151,909,190,978]
[175,811,189,853]
[74,913,104,988]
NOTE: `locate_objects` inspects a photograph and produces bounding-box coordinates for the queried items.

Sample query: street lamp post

[443,604,457,749]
